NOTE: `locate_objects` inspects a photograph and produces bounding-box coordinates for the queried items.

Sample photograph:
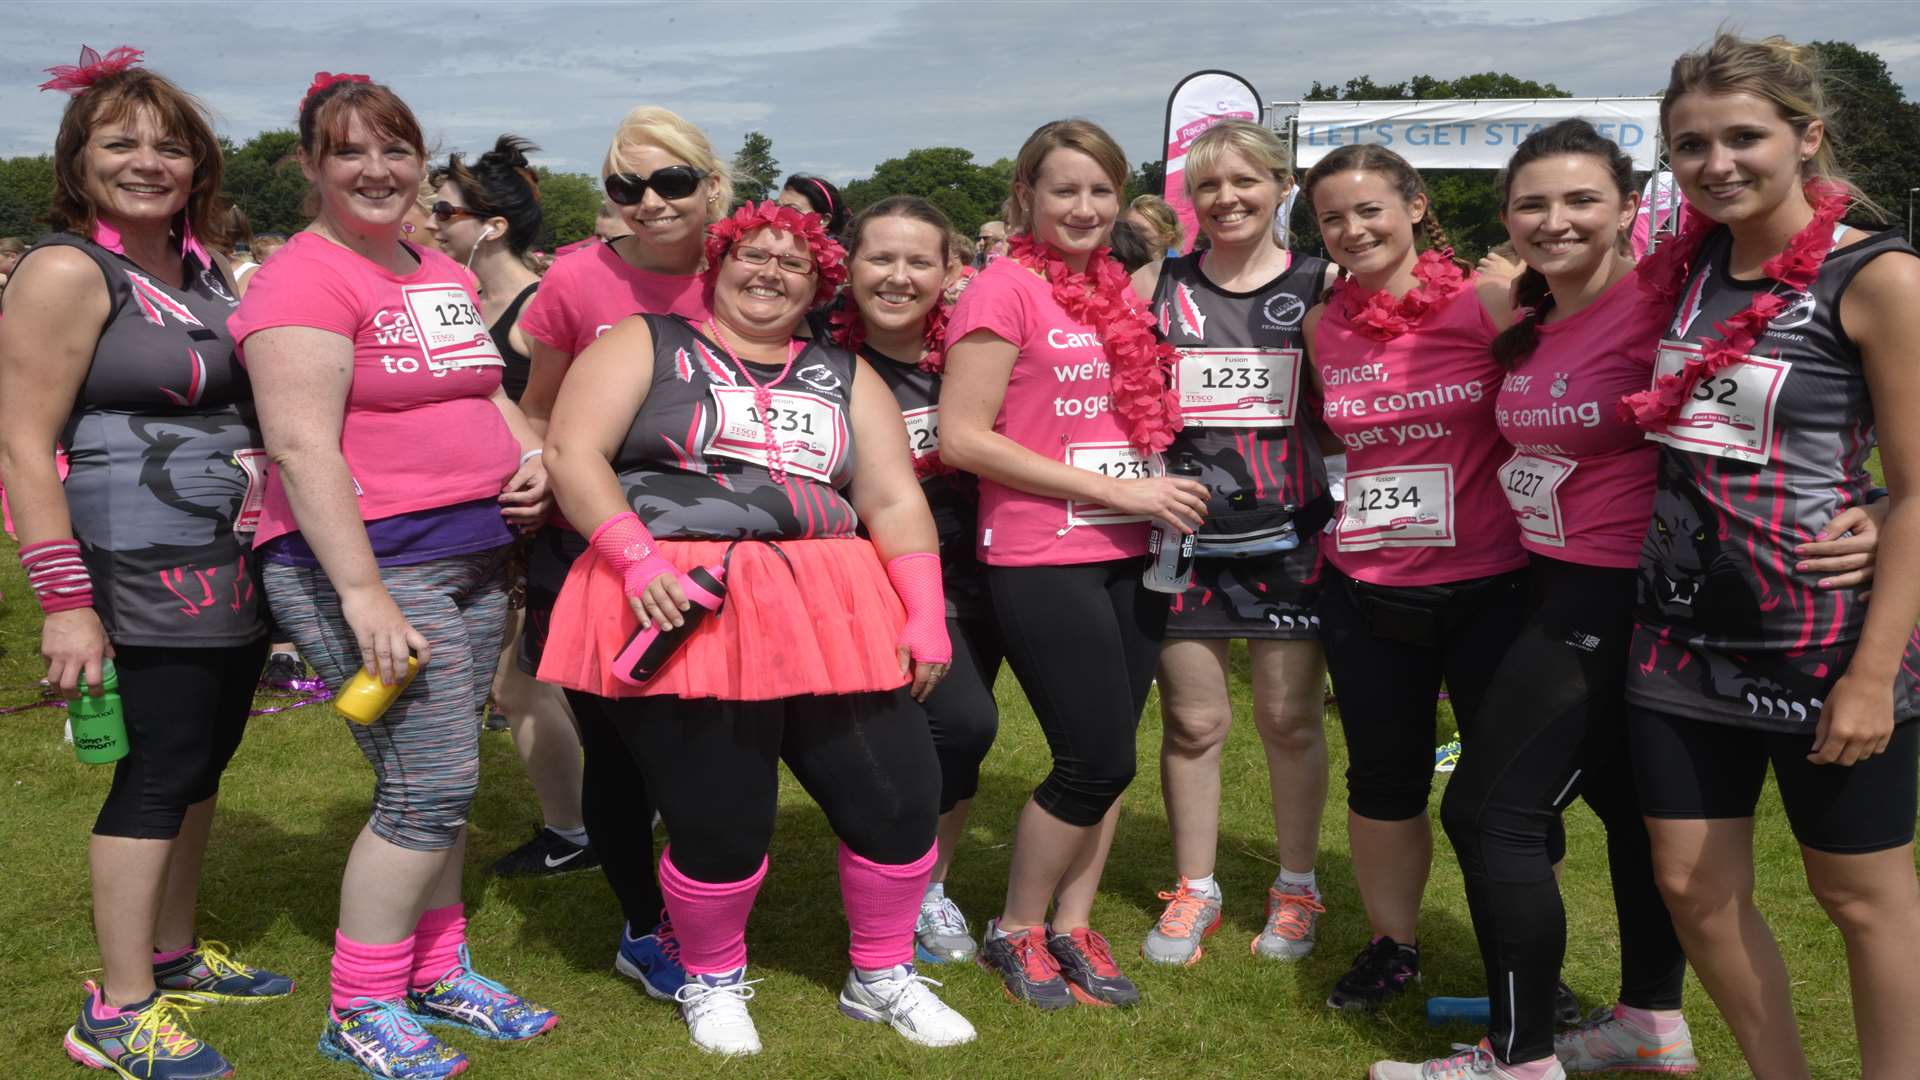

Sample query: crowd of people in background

[1,28,1917,1080]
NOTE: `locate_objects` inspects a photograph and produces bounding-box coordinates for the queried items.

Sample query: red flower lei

[1618,179,1851,429]
[1007,234,1182,456]
[1331,247,1469,342]
[830,294,952,477]
[704,200,847,309]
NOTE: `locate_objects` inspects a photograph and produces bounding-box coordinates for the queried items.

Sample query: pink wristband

[20,538,94,615]
[885,552,951,663]
[588,512,677,599]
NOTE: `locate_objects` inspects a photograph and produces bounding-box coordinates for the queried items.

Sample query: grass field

[0,537,1872,1079]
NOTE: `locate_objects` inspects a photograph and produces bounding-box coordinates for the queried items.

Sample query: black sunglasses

[429,201,481,223]
[604,165,707,206]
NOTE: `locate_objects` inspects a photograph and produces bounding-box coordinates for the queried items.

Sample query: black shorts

[518,525,588,673]
[1166,545,1322,640]
[1630,707,1920,854]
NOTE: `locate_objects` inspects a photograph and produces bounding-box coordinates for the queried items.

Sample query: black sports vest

[864,345,987,618]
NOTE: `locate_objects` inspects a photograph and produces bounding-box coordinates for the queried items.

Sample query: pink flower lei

[39,45,144,94]
[1007,234,1182,456]
[1331,247,1469,342]
[704,200,847,309]
[1618,179,1851,429]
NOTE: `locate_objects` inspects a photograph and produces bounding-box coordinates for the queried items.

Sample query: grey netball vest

[1629,225,1920,732]
[34,231,264,646]
[614,315,860,539]
[865,345,986,618]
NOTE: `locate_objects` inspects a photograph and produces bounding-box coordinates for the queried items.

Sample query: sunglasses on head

[429,201,481,223]
[604,165,707,205]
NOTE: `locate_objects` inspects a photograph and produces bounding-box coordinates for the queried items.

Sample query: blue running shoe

[1434,739,1462,774]
[64,982,233,1079]
[407,946,557,1041]
[154,940,295,1004]
[319,998,467,1078]
[615,915,687,1001]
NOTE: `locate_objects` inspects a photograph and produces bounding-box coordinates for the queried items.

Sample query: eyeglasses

[604,165,707,206]
[732,245,816,276]
[430,201,481,223]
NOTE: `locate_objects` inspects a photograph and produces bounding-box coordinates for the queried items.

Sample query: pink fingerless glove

[589,512,677,599]
[885,552,951,663]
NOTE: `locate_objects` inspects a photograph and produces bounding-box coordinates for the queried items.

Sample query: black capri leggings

[1319,567,1529,822]
[608,689,942,883]
[924,616,1004,814]
[989,558,1168,827]
[567,691,665,929]
[1439,557,1684,1066]
[94,639,269,839]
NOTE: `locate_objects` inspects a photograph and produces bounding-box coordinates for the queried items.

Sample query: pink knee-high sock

[411,904,468,991]
[657,847,765,976]
[838,842,937,971]
[331,931,416,1017]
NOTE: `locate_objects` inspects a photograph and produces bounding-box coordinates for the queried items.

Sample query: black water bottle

[1143,453,1201,593]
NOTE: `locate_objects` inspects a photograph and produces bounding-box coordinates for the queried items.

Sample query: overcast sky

[6,1,1918,181]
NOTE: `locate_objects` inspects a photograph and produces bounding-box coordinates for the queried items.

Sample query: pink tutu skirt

[537,537,909,701]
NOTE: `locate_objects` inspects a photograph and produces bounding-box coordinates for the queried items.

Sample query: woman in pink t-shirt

[230,75,555,1075]
[942,119,1206,1010]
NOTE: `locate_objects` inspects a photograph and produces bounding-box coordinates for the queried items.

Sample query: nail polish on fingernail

[1797,562,1810,571]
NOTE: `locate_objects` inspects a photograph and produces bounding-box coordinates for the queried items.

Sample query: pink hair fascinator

[39,45,145,94]
[301,71,372,111]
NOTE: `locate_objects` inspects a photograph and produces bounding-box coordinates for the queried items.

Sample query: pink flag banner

[1162,70,1262,254]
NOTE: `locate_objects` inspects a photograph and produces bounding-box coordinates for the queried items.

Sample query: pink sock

[87,982,130,1020]
[330,931,415,1017]
[838,842,937,971]
[151,945,194,965]
[1616,1002,1684,1035]
[1495,1053,1559,1080]
[657,846,765,976]
[410,904,468,991]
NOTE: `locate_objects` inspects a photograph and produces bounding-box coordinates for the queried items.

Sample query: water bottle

[613,562,728,686]
[69,660,128,764]
[1143,453,1200,593]
[1426,996,1491,1025]
[335,656,421,725]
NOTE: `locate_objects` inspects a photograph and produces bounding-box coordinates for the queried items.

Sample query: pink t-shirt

[1314,281,1527,586]
[229,232,518,545]
[945,258,1151,566]
[519,239,710,359]
[1495,272,1663,568]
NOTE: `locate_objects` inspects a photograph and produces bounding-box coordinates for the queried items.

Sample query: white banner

[1162,70,1262,255]
[1293,98,1661,171]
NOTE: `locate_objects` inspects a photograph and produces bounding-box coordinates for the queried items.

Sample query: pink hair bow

[39,45,145,94]
[302,71,372,111]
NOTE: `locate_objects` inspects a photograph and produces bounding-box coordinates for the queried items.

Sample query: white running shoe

[838,964,977,1047]
[1371,1041,1566,1080]
[915,892,977,963]
[1555,1004,1698,1074]
[674,967,761,1056]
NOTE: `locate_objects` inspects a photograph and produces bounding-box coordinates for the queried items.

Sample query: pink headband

[803,177,836,214]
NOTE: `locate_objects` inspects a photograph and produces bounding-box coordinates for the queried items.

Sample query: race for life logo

[1262,292,1306,329]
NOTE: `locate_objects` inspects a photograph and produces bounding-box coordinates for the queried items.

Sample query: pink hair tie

[301,71,372,112]
[39,45,144,94]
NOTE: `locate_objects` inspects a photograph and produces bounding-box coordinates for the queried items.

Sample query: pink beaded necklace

[705,318,803,482]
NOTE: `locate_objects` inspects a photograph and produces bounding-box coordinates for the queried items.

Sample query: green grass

[0,537,1873,1078]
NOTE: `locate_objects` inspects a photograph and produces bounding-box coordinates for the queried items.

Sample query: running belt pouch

[1348,571,1517,649]
[1193,495,1333,558]
[613,565,727,686]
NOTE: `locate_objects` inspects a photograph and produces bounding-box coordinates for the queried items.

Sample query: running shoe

[406,946,557,1041]
[974,920,1073,1011]
[319,997,468,1078]
[1140,879,1222,966]
[1554,1004,1698,1074]
[1046,927,1139,1007]
[1434,739,1463,773]
[1328,935,1421,1011]
[838,964,977,1047]
[64,982,233,1080]
[1554,980,1582,1028]
[489,826,598,878]
[261,652,305,691]
[914,891,977,964]
[1252,884,1325,961]
[153,940,295,1003]
[614,917,687,1001]
[1371,1040,1566,1080]
[673,967,761,1056]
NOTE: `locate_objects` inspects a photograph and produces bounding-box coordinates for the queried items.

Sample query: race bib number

[1174,348,1301,428]
[400,285,504,371]
[1644,342,1788,464]
[1336,464,1455,550]
[232,448,268,534]
[903,406,939,461]
[706,386,847,483]
[1065,441,1162,527]
[1499,451,1576,548]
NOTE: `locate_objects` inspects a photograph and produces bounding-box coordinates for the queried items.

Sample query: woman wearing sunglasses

[539,201,973,1055]
[510,105,730,1004]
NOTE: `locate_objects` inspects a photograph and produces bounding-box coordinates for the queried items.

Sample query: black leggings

[95,640,269,839]
[1440,558,1684,1065]
[610,690,941,883]
[989,559,1168,827]
[1319,567,1531,821]
[925,616,1004,813]
[568,691,665,929]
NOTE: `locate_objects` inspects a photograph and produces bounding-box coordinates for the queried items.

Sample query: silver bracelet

[518,448,544,466]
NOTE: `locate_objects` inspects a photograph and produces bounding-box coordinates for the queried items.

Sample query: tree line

[2,41,1913,260]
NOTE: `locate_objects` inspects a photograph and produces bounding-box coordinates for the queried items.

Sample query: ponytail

[1490,269,1553,368]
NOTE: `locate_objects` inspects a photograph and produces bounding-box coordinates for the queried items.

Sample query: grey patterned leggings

[264,548,509,851]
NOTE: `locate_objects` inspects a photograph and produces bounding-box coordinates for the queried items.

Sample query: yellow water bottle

[334,656,421,725]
